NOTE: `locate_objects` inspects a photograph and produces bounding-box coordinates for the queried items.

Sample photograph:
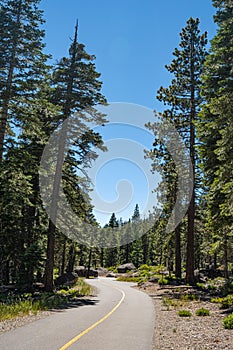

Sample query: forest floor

[137,282,233,350]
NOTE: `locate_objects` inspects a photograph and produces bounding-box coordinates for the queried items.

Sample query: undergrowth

[0,279,92,322]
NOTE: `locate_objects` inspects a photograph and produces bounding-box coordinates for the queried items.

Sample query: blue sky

[40,0,217,225]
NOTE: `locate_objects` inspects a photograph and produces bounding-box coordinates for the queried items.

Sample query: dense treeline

[0,0,232,290]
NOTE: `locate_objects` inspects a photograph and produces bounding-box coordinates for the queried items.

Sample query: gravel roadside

[0,311,51,334]
[137,283,233,350]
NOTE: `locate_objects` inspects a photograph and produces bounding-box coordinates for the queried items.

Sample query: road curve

[0,277,155,350]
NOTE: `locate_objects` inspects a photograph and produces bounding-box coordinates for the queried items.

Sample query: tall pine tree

[0,0,49,159]
[43,22,107,291]
[198,0,233,278]
[149,18,207,284]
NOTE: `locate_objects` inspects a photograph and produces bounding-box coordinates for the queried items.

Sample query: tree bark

[175,224,182,279]
[86,247,92,279]
[223,231,229,280]
[44,220,55,291]
[100,248,104,267]
[60,238,66,275]
[66,244,76,273]
[186,34,196,285]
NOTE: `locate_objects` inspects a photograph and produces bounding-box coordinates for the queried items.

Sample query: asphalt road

[0,277,155,350]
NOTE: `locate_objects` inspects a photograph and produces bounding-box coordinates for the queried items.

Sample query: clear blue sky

[40,0,217,225]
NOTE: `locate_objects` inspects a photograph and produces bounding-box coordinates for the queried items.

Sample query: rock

[55,272,78,286]
[88,268,98,278]
[74,266,98,278]
[160,270,170,276]
[32,282,45,291]
[97,267,109,276]
[117,263,136,273]
[106,272,116,278]
[132,271,140,278]
[138,282,152,288]
[74,266,86,277]
[148,276,159,283]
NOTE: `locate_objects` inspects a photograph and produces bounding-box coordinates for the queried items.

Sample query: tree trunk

[2,261,10,285]
[44,220,55,292]
[186,35,196,286]
[86,247,92,279]
[60,238,66,275]
[223,231,229,280]
[100,247,104,267]
[126,244,129,263]
[66,244,76,273]
[44,23,79,291]
[142,234,148,264]
[186,193,195,284]
[175,224,182,279]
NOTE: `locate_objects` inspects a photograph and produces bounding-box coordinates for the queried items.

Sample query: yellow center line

[59,281,125,350]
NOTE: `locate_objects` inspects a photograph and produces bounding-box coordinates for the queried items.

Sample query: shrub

[196,282,205,290]
[138,270,150,278]
[58,289,68,295]
[220,295,233,309]
[211,297,223,304]
[139,264,151,271]
[162,297,171,310]
[181,293,197,301]
[211,295,233,308]
[158,278,169,285]
[0,299,40,321]
[72,279,93,296]
[196,308,210,316]
[162,297,183,310]
[116,276,140,283]
[222,281,233,296]
[0,279,93,321]
[223,313,233,329]
[107,266,118,273]
[178,310,192,317]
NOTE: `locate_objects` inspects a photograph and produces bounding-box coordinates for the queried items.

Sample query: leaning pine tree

[149,18,207,284]
[43,22,107,291]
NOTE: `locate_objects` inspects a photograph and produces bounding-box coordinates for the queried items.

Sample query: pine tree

[132,204,140,223]
[108,213,119,228]
[198,0,233,278]
[43,22,107,291]
[0,0,49,159]
[0,0,52,285]
[148,18,207,284]
[146,121,182,277]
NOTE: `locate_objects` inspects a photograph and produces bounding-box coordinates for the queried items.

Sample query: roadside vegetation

[107,262,233,331]
[115,264,173,284]
[0,279,93,322]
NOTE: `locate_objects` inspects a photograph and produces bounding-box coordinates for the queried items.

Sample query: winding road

[0,278,155,350]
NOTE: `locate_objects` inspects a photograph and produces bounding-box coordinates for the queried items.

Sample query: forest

[0,0,233,294]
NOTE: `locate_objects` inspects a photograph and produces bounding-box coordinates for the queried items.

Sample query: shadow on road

[48,297,100,313]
